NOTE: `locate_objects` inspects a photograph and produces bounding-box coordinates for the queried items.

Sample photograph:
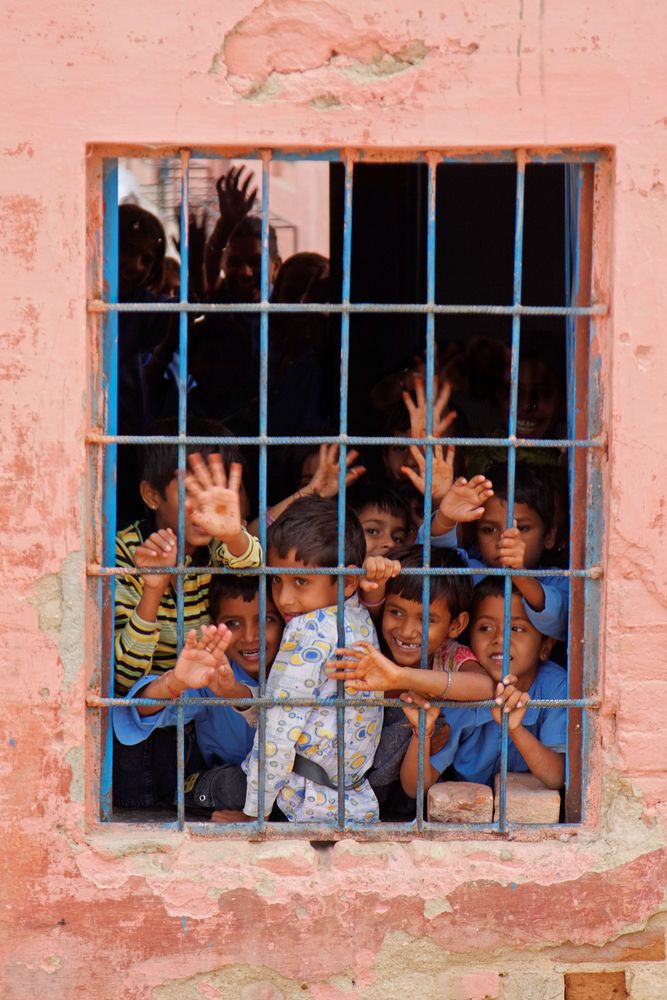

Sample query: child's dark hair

[485,461,555,533]
[267,496,366,569]
[118,204,166,292]
[228,215,279,261]
[385,545,473,619]
[208,575,262,619]
[140,417,243,496]
[347,481,411,530]
[470,575,522,621]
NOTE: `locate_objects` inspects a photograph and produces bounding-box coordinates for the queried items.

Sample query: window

[87,147,607,837]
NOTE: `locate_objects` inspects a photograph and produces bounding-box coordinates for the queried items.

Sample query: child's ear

[543,523,558,550]
[343,566,359,599]
[140,480,160,512]
[539,636,556,662]
[448,611,469,638]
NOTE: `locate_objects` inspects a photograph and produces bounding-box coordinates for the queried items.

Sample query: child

[347,481,411,556]
[246,443,366,538]
[230,495,384,825]
[431,577,567,791]
[329,546,495,806]
[412,459,567,642]
[113,424,261,808]
[112,576,283,815]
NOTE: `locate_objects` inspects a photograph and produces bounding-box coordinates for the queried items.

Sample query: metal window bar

[90,146,605,838]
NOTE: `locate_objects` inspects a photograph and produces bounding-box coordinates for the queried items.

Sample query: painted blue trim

[498,154,526,833]
[100,159,119,822]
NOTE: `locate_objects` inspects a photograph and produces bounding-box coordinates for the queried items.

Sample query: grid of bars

[88,147,606,839]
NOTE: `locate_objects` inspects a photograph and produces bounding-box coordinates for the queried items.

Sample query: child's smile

[469,593,553,691]
[382,593,464,668]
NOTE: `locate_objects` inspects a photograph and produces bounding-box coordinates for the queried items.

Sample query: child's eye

[295,577,309,587]
[511,625,525,633]
[391,533,405,544]
[365,527,379,536]
[266,614,279,624]
[479,525,495,535]
[270,576,281,586]
[222,618,241,629]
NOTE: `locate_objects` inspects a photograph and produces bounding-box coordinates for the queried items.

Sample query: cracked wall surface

[2,0,667,997]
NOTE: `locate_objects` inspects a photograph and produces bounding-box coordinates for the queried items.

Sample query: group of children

[112,412,568,824]
[112,171,569,824]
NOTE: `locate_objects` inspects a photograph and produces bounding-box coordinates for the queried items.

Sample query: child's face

[381,593,467,668]
[382,434,419,483]
[119,232,159,300]
[142,476,213,553]
[213,594,283,677]
[222,237,280,303]
[469,593,553,689]
[476,496,555,569]
[357,504,408,557]
[268,547,356,624]
[500,359,563,439]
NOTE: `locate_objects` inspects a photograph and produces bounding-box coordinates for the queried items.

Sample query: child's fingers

[332,645,366,659]
[184,473,204,499]
[407,444,425,469]
[435,409,457,436]
[401,690,432,709]
[345,449,360,468]
[359,579,379,592]
[400,465,424,492]
[208,453,228,489]
[226,462,242,495]
[186,452,214,489]
[401,389,416,417]
[503,690,526,713]
[344,465,366,486]
[501,527,520,540]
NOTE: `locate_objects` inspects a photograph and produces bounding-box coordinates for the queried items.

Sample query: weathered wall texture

[2,1,667,997]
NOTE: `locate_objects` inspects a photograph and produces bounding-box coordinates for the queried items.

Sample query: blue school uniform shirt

[112,661,257,767]
[429,661,567,786]
[416,523,568,641]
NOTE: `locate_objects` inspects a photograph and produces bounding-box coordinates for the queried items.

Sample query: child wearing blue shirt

[112,576,283,815]
[430,577,567,791]
[413,459,567,642]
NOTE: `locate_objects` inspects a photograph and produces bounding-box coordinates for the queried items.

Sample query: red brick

[428,781,493,823]
[493,772,561,824]
[564,971,628,1000]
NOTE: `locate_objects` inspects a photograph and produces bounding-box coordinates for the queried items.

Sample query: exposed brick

[564,971,628,1000]
[428,781,493,823]
[552,927,665,964]
[493,772,561,824]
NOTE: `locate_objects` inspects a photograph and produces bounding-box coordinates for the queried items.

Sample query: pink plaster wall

[2,1,667,997]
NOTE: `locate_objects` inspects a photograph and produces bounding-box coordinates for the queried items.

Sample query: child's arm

[327,642,497,702]
[204,167,258,293]
[114,528,179,694]
[399,699,443,797]
[246,444,365,537]
[498,522,546,610]
[136,624,251,715]
[185,453,260,563]
[358,555,401,620]
[492,682,565,789]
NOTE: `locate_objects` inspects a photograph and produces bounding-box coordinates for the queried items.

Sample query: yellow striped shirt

[114,520,261,694]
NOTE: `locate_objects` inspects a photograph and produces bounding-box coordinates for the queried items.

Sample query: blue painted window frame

[88,147,606,839]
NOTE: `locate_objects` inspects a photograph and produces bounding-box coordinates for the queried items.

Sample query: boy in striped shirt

[113,418,261,808]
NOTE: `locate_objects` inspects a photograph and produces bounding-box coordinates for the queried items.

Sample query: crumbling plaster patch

[210,0,477,103]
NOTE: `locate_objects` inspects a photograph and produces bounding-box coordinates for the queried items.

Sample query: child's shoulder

[116,520,147,562]
[531,660,567,697]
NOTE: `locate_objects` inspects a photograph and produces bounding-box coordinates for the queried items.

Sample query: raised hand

[438,475,494,528]
[326,642,399,691]
[305,444,366,499]
[173,624,233,690]
[402,373,457,440]
[185,453,243,543]
[401,442,455,505]
[134,528,177,592]
[498,521,526,569]
[215,166,258,229]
